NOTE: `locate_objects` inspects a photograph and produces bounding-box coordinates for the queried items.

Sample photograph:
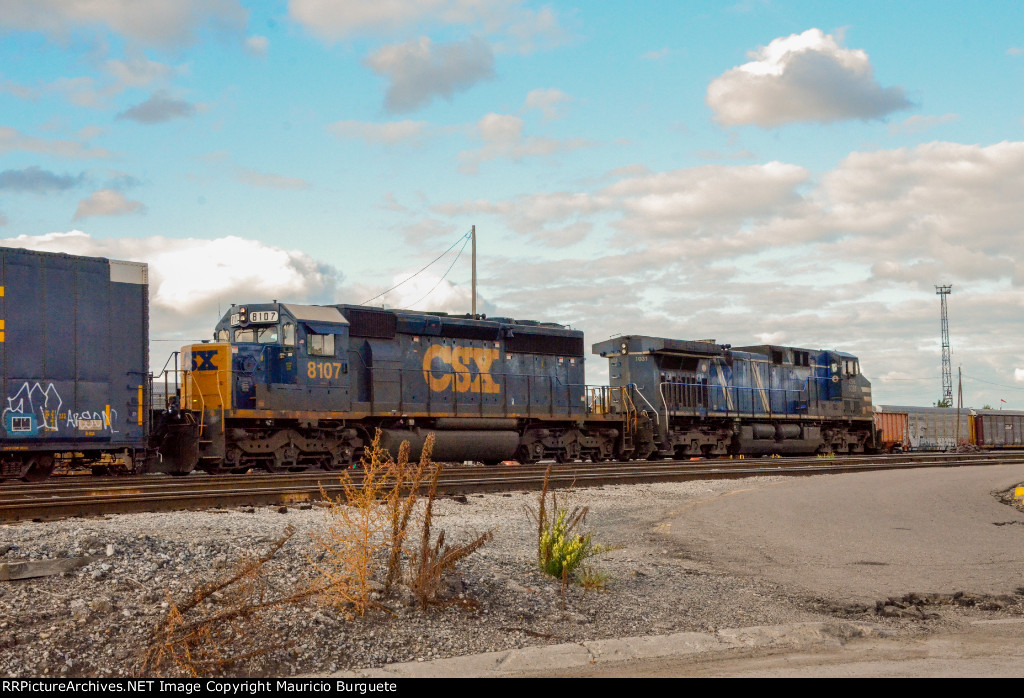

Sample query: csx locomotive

[153,302,876,474]
[0,248,876,480]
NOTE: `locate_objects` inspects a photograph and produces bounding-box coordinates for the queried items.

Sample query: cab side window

[308,332,335,356]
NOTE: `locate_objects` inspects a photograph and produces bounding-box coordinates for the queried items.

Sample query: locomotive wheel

[514,445,538,465]
[21,455,55,482]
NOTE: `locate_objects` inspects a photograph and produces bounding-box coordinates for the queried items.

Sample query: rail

[6,451,1021,523]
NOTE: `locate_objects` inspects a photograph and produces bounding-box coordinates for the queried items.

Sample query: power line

[407,233,472,309]
[962,374,1024,391]
[362,229,472,305]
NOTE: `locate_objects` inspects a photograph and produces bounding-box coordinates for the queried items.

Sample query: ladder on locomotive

[620,386,639,452]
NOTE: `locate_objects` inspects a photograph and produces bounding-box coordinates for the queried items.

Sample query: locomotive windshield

[234,326,280,344]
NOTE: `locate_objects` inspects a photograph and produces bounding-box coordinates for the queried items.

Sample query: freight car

[0,248,150,480]
[152,304,876,474]
[971,409,1024,449]
[872,408,910,452]
[874,405,970,451]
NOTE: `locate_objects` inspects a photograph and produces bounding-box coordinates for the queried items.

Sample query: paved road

[670,463,1024,604]
[339,463,1024,678]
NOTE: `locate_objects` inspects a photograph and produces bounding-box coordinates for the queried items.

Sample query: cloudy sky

[1,0,1023,407]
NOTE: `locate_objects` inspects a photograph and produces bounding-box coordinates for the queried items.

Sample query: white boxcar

[877,405,970,451]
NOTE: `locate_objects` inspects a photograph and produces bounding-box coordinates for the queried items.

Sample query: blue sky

[2,0,1024,407]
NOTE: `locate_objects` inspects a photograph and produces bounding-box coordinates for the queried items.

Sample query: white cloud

[0,231,341,352]
[328,120,429,145]
[458,113,594,174]
[0,0,247,48]
[0,56,184,109]
[707,28,912,127]
[234,168,311,190]
[364,36,495,113]
[444,160,807,242]
[73,189,145,219]
[0,127,112,159]
[372,273,479,314]
[116,90,197,124]
[434,140,1024,406]
[245,35,269,56]
[524,88,572,120]
[105,55,177,89]
[289,0,563,52]
[0,166,85,193]
[641,48,672,61]
[887,113,960,136]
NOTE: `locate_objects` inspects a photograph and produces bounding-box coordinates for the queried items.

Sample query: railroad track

[3,452,1024,523]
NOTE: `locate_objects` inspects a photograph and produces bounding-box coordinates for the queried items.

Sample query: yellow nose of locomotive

[181,342,232,411]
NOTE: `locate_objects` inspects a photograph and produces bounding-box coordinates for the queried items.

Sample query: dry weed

[310,432,394,618]
[407,459,493,606]
[312,429,492,614]
[140,525,317,678]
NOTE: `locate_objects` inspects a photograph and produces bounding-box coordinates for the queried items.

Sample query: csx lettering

[192,350,219,371]
[422,345,500,393]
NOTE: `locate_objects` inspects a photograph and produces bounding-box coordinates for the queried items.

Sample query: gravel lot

[1,475,1021,677]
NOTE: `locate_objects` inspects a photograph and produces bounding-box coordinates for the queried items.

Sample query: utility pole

[471,225,477,317]
[936,285,953,406]
[956,366,963,445]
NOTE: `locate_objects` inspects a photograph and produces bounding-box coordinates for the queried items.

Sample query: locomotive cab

[212,303,352,413]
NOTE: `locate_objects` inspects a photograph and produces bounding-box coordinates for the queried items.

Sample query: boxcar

[877,405,970,451]
[0,247,149,480]
[972,409,1024,449]
[873,408,910,451]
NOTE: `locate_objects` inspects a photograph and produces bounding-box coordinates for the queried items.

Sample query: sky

[1,0,1023,408]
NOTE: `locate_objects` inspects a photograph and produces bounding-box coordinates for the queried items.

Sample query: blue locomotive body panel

[214,303,587,421]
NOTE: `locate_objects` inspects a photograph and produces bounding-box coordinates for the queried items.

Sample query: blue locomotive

[155,302,875,474]
[593,335,874,457]
[158,302,626,473]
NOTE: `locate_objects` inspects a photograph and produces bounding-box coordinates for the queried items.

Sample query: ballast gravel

[0,475,1019,677]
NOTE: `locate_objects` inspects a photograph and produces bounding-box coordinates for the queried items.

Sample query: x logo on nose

[192,350,218,371]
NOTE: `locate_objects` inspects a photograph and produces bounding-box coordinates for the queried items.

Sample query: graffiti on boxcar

[66,409,119,434]
[2,381,63,435]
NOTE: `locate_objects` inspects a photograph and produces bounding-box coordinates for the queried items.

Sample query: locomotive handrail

[627,383,659,425]
[214,360,227,433]
[658,380,841,419]
[186,370,207,436]
[155,351,181,409]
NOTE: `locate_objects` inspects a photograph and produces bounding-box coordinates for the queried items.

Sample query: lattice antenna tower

[935,285,953,405]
